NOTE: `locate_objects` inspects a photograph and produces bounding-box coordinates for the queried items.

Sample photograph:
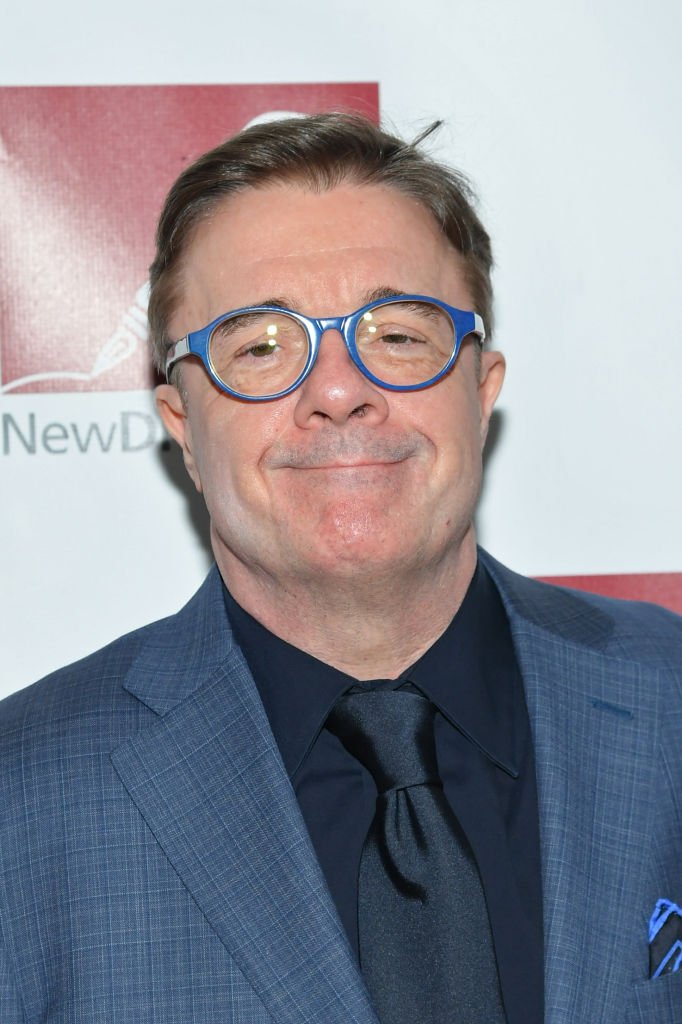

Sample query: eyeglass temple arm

[165,337,190,380]
[472,313,486,344]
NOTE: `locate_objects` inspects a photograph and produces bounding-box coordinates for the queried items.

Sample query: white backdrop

[1,0,680,697]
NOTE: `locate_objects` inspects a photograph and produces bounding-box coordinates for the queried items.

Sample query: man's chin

[289,516,431,581]
[286,499,476,583]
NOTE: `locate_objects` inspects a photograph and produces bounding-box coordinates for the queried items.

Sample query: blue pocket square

[649,899,682,979]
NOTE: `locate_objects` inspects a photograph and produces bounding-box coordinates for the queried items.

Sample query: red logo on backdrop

[0,84,379,394]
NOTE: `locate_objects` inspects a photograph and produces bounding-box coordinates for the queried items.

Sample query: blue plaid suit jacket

[2,551,682,1023]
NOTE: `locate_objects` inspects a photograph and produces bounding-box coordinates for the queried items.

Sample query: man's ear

[478,350,506,447]
[155,383,203,493]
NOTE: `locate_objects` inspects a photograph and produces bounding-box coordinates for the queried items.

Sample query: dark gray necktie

[327,688,506,1024]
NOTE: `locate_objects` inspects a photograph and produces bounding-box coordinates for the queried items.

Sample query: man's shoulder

[0,612,165,753]
[480,549,682,669]
[0,566,228,751]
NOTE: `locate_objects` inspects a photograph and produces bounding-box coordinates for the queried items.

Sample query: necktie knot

[326,689,440,794]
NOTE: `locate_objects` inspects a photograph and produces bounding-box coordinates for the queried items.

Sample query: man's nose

[292,329,390,428]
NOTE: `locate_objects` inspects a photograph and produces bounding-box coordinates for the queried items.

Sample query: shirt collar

[223,589,355,778]
[223,560,523,780]
[405,562,522,777]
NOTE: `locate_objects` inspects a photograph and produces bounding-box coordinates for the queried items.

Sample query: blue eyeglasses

[165,294,485,401]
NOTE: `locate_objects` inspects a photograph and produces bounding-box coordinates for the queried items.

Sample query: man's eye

[241,338,279,358]
[380,331,425,345]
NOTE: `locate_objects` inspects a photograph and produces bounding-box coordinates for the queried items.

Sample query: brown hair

[148,112,494,374]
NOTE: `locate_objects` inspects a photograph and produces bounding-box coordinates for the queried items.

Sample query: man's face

[157,181,504,594]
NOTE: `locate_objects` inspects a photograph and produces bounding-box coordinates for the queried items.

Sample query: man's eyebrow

[361,286,406,305]
[245,296,292,310]
[240,287,409,314]
[362,287,445,321]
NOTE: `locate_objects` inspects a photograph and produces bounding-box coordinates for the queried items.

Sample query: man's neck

[215,534,478,680]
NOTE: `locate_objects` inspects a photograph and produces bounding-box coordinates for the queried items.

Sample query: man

[1,113,681,1024]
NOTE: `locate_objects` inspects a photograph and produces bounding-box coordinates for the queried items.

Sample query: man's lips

[287,458,408,470]
[265,434,422,470]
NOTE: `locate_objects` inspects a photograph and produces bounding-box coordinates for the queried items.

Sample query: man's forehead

[192,180,449,252]
[173,182,470,333]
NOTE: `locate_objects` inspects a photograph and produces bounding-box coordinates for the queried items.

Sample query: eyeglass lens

[207,300,456,398]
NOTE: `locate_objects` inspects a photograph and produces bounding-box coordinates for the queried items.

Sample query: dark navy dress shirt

[224,562,544,1024]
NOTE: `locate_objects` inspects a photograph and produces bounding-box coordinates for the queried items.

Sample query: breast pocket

[633,969,682,1023]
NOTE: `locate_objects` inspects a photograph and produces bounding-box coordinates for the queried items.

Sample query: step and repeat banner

[1,1,680,697]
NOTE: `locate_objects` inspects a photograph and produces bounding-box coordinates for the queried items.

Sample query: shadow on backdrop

[475,407,505,549]
[156,438,213,562]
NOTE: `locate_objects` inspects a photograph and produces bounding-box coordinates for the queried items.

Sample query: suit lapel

[483,554,660,1024]
[111,570,377,1024]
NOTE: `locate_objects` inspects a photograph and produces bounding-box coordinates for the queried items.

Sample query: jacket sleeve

[0,933,24,1023]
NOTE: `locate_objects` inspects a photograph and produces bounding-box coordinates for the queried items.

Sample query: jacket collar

[121,564,234,715]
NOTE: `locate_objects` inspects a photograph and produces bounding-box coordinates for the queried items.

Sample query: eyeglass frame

[165,293,486,402]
